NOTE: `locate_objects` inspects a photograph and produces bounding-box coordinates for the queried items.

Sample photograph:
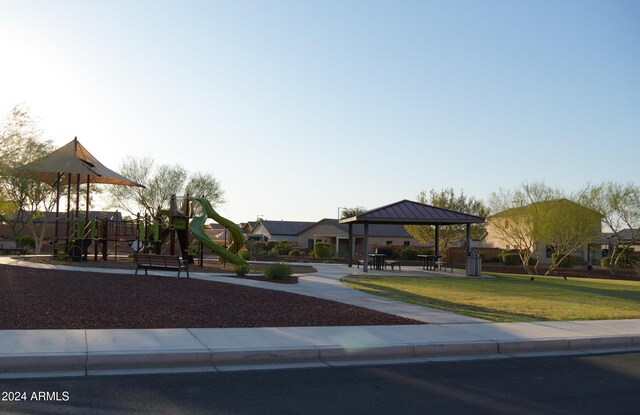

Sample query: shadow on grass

[344,279,543,322]
[491,273,640,303]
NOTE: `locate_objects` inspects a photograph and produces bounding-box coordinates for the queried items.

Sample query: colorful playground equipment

[56,194,246,267]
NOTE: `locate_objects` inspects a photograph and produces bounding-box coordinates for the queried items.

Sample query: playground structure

[55,194,247,267]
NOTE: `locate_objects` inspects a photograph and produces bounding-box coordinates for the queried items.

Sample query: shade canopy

[340,199,485,225]
[11,137,144,187]
[340,200,485,272]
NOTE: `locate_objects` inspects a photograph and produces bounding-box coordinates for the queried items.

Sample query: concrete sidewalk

[1,257,639,378]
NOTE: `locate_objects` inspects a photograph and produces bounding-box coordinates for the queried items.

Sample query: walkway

[1,256,639,378]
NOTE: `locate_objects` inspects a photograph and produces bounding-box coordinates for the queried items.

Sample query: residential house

[249,220,315,243]
[482,199,602,265]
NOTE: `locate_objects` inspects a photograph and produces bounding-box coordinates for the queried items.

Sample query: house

[602,228,640,257]
[483,199,602,265]
[249,220,315,243]
[298,218,422,255]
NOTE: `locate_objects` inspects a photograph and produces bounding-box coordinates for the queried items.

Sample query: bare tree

[578,182,640,274]
[0,105,56,252]
[107,156,225,219]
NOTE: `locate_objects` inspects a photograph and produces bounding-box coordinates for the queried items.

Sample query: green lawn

[341,273,640,322]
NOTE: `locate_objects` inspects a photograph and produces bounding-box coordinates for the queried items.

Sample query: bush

[238,247,250,260]
[551,253,574,268]
[502,253,521,266]
[262,263,293,280]
[314,242,331,258]
[249,242,267,256]
[288,250,301,257]
[600,256,610,267]
[272,240,292,255]
[265,240,277,252]
[399,246,419,260]
[234,264,250,276]
[17,235,35,250]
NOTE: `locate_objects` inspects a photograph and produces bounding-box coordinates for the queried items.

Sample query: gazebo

[339,200,485,272]
[11,137,144,257]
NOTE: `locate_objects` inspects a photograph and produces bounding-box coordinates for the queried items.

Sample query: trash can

[466,252,482,276]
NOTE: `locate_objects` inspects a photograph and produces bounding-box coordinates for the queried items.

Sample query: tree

[106,156,225,219]
[537,199,601,275]
[0,105,56,252]
[487,182,563,275]
[340,206,367,219]
[488,182,600,275]
[578,182,640,274]
[405,188,489,254]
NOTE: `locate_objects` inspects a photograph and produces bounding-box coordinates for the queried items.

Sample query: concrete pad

[0,330,86,372]
[190,327,334,350]
[536,320,640,337]
[86,329,210,369]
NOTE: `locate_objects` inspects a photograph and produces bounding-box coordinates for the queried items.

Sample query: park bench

[134,253,189,278]
[0,240,25,255]
[384,259,401,271]
[435,259,452,272]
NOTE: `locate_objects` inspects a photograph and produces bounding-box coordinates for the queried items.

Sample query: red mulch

[0,265,421,329]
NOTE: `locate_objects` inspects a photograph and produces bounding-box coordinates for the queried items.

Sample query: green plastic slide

[189,196,248,266]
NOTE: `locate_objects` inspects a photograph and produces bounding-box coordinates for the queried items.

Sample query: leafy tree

[107,155,225,218]
[340,206,367,219]
[0,105,56,252]
[537,199,601,275]
[405,188,488,254]
[488,182,600,275]
[487,182,563,274]
[578,182,640,274]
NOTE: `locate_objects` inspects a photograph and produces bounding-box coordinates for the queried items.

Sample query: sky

[1,0,638,223]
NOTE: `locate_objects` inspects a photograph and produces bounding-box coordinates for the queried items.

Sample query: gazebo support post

[347,223,353,267]
[53,173,61,259]
[435,224,440,257]
[66,173,72,255]
[363,223,369,273]
[466,223,471,257]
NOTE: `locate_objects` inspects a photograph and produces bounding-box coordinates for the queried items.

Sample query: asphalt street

[1,352,639,415]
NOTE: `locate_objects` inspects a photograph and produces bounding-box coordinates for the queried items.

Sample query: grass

[341,273,640,322]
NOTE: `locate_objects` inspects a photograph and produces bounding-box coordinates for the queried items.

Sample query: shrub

[234,264,250,276]
[399,246,419,260]
[502,253,521,266]
[272,240,292,255]
[17,235,35,250]
[262,263,293,280]
[238,247,250,260]
[551,253,574,268]
[314,242,331,258]
[249,242,267,256]
[600,256,610,267]
[288,250,301,257]
[265,240,277,252]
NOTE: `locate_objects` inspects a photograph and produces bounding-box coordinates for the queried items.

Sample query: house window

[386,240,393,245]
[403,241,410,246]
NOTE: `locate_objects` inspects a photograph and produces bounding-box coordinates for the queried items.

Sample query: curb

[2,334,640,378]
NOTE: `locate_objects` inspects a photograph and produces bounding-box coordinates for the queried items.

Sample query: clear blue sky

[1,0,638,222]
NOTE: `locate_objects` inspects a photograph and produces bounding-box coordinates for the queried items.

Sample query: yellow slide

[189,197,248,266]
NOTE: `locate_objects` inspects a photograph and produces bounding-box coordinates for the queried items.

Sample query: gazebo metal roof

[339,200,485,272]
[339,199,485,225]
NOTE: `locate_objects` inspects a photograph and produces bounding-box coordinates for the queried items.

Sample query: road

[1,352,639,414]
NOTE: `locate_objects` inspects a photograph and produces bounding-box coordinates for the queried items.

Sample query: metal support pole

[347,223,353,267]
[363,223,369,273]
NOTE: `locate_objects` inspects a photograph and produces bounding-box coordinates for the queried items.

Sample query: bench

[134,253,189,278]
[384,260,401,271]
[435,260,452,272]
[0,241,25,255]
